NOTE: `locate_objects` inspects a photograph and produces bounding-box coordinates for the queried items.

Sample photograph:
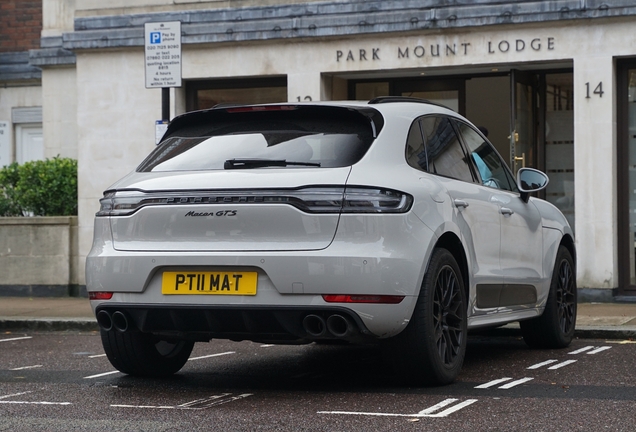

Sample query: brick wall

[0,1,42,52]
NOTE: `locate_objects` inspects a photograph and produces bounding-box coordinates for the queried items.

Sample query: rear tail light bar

[97,187,412,217]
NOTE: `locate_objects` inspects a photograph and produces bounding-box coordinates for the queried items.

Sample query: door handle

[454,199,469,209]
[500,207,514,216]
[514,152,526,169]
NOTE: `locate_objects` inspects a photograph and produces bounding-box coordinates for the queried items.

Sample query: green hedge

[0,157,78,217]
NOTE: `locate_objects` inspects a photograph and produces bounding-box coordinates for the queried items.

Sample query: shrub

[0,157,77,216]
[0,162,22,216]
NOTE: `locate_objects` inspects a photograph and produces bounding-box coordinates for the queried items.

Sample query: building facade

[2,0,636,300]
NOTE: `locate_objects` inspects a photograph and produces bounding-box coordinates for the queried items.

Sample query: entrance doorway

[617,60,636,294]
[349,70,574,229]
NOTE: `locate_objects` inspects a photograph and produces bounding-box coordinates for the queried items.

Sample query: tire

[392,248,467,386]
[520,245,577,349]
[101,329,194,377]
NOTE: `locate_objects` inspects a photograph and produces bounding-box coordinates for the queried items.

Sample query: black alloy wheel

[391,248,467,386]
[520,245,577,349]
[555,255,576,336]
[432,264,465,367]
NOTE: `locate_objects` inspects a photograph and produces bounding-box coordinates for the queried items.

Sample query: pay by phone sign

[144,21,182,88]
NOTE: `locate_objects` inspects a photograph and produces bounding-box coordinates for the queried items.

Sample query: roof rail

[367,96,453,111]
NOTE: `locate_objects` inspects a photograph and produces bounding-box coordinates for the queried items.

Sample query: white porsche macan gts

[87,97,577,385]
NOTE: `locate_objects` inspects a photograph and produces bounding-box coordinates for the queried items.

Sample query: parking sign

[144,22,182,88]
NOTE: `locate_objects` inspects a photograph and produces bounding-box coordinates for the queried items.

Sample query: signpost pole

[162,88,170,121]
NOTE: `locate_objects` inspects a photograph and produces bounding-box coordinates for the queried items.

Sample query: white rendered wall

[42,0,76,38]
[42,68,77,160]
[76,49,161,282]
[573,55,617,289]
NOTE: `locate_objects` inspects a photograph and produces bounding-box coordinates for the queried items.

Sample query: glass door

[510,70,537,174]
[544,73,575,231]
[618,64,636,293]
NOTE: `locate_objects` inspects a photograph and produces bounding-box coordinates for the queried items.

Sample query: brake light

[226,105,298,113]
[89,292,113,300]
[322,294,405,304]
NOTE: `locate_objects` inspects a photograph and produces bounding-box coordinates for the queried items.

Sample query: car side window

[455,121,515,192]
[420,116,474,183]
[405,120,428,171]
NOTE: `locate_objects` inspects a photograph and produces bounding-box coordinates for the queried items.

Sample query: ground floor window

[186,76,287,111]
[10,107,43,164]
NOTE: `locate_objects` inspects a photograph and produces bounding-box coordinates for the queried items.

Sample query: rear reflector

[89,292,113,300]
[322,294,404,304]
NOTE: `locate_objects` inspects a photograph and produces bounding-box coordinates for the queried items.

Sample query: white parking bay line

[318,398,477,418]
[0,392,32,400]
[475,378,512,389]
[0,391,70,406]
[527,360,559,369]
[112,404,176,409]
[83,370,120,379]
[548,360,577,370]
[0,336,32,343]
[9,365,43,371]
[112,393,253,410]
[417,398,459,415]
[88,354,107,358]
[569,346,594,355]
[587,346,612,355]
[0,401,71,406]
[188,351,235,361]
[430,400,478,418]
[498,377,534,389]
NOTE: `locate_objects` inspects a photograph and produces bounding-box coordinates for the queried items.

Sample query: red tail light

[89,292,113,300]
[322,294,404,304]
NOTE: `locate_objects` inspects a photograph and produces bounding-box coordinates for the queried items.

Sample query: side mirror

[517,167,549,202]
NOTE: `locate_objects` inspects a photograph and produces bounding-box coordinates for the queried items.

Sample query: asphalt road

[0,331,634,431]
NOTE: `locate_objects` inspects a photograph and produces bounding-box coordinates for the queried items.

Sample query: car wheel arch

[428,232,470,304]
[560,234,576,268]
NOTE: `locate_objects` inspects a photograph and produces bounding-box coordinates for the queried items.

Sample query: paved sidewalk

[0,297,635,338]
[0,297,96,332]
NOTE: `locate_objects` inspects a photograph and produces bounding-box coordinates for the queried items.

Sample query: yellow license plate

[162,271,257,295]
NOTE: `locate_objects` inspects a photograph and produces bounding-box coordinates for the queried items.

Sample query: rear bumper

[87,212,435,339]
[94,303,375,344]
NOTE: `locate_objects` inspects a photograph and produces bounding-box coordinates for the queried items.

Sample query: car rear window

[137,105,383,172]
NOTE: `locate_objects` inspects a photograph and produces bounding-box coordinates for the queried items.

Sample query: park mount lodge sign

[336,36,556,62]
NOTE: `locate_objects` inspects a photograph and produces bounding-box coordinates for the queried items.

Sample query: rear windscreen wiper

[224,158,321,169]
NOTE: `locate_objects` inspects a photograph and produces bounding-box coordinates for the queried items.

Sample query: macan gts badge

[87,97,577,385]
